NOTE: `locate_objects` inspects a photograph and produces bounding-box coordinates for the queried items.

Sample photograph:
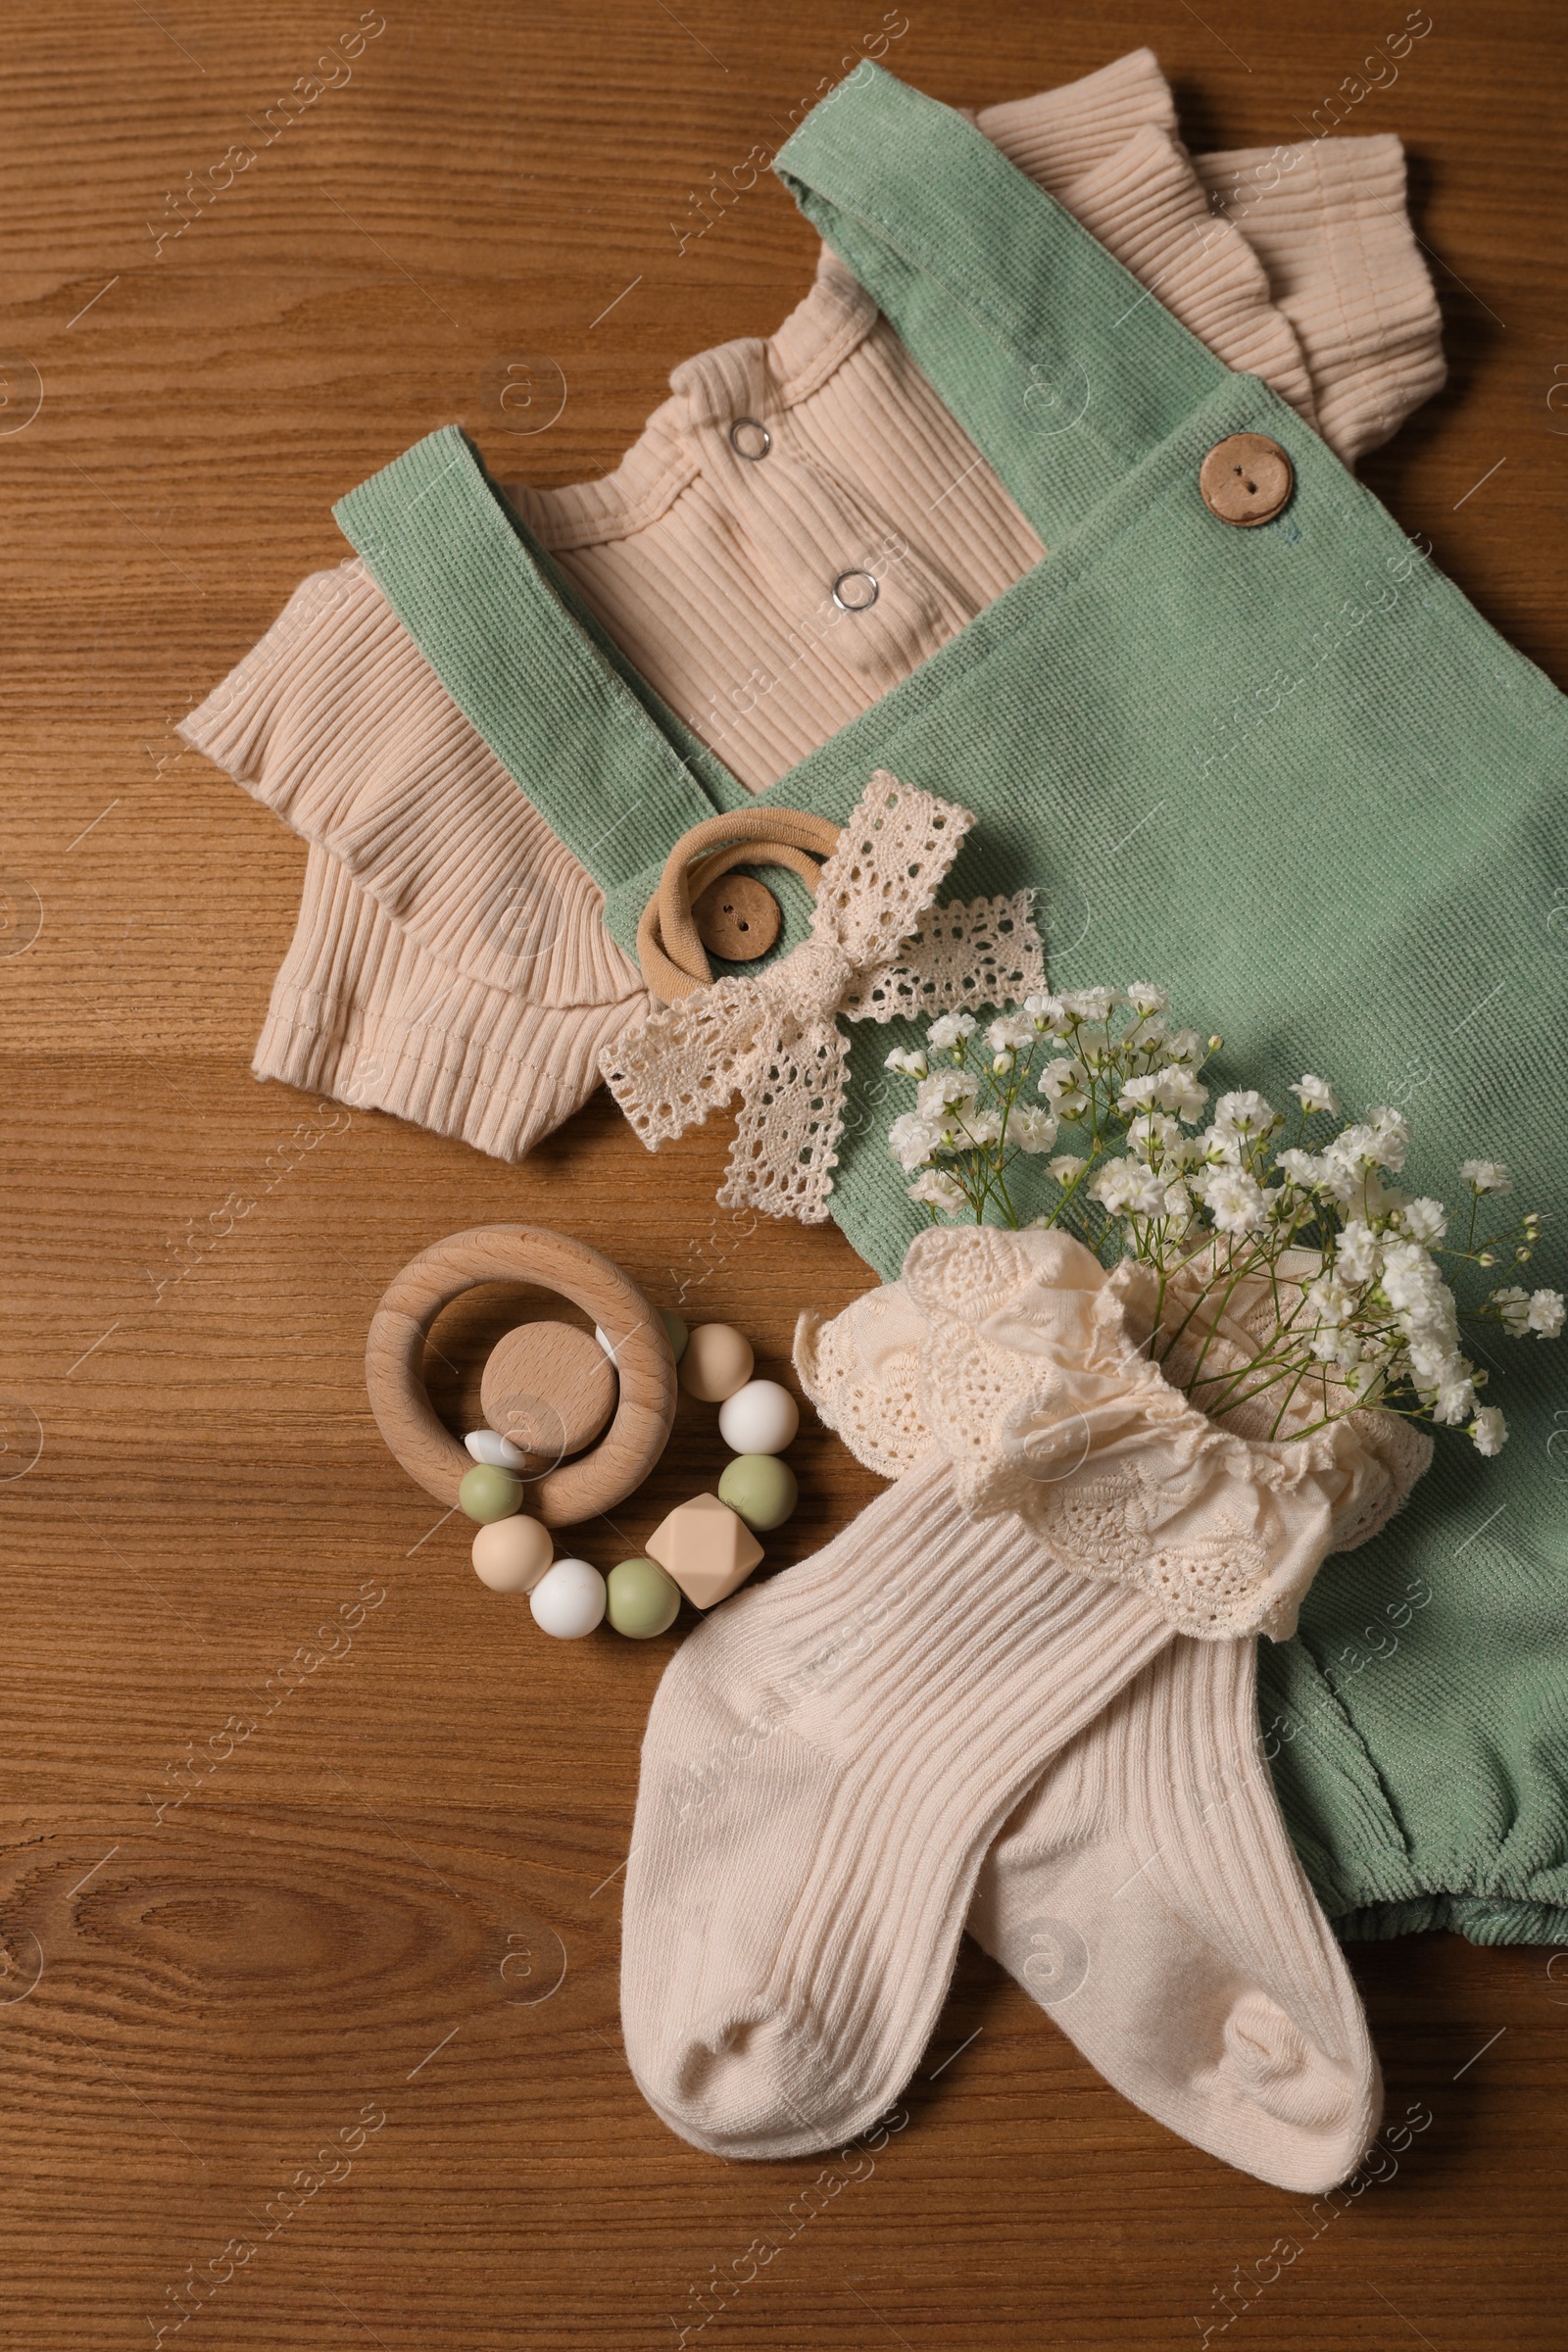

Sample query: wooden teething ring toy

[637,805,842,1004]
[366,1225,676,1527]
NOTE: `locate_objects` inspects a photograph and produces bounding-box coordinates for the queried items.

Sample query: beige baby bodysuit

[183,49,1445,1162]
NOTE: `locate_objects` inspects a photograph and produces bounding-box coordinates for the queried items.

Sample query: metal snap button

[831,568,879,612]
[728,416,771,461]
[691,872,782,961]
[1200,432,1294,526]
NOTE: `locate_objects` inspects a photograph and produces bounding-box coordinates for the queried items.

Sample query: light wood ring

[366,1226,676,1527]
[636,806,842,1004]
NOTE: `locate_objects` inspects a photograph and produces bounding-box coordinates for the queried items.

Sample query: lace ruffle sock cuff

[796,1224,1431,1641]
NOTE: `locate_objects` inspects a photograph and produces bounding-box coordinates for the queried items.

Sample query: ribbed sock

[620,1453,1173,2158]
[968,1635,1380,2191]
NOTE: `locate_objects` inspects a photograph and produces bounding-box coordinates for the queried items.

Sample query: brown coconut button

[480,1320,617,1473]
[692,872,781,962]
[1200,432,1294,527]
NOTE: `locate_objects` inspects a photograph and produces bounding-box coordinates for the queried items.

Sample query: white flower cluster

[882,982,1560,1456]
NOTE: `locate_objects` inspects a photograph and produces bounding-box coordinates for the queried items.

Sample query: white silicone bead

[528,1557,607,1640]
[466,1428,530,1470]
[717,1379,800,1456]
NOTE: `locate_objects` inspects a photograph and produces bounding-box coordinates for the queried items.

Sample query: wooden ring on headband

[366,1226,676,1527]
[637,806,842,1003]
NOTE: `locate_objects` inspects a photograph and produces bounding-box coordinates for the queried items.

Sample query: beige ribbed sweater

[183,49,1445,1162]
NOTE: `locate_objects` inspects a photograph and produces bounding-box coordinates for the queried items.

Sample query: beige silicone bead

[471,1515,554,1593]
[644,1492,763,1609]
[677,1324,754,1402]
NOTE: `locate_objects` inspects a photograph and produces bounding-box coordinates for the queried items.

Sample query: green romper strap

[772,63,1227,540]
[333,428,747,892]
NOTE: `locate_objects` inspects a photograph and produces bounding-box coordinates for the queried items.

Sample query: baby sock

[620,1452,1175,2158]
[967,1633,1380,2191]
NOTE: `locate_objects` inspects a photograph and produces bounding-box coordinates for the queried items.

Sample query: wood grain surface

[1,3,1565,2346]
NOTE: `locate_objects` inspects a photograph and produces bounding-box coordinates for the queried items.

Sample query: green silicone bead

[607,1556,681,1640]
[717,1453,798,1533]
[459,1464,523,1523]
[661,1308,689,1363]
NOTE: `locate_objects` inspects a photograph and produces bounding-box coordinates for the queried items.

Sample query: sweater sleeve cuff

[179,561,640,1010]
[253,843,650,1162]
[1192,134,1446,464]
[976,47,1178,195]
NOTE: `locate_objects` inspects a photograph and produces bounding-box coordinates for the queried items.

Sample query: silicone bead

[466,1428,530,1470]
[528,1557,607,1639]
[678,1323,754,1402]
[471,1515,554,1593]
[645,1492,763,1608]
[661,1309,689,1363]
[607,1556,681,1639]
[596,1309,686,1366]
[717,1453,799,1533]
[717,1379,799,1455]
[459,1463,523,1523]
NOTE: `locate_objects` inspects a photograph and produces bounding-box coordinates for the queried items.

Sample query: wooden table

[2,4,1564,2344]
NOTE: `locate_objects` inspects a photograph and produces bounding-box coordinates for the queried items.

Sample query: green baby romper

[334,67,1568,1946]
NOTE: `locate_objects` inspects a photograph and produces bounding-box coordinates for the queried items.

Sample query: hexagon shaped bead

[643,1492,763,1610]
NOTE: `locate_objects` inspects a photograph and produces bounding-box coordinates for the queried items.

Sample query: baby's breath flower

[916,1069,977,1120]
[906,1168,967,1214]
[1010,1105,1059,1154]
[1091,1159,1167,1217]
[1060,986,1118,1024]
[888,1112,938,1173]
[1204,1167,1267,1234]
[1290,1074,1341,1117]
[1126,1167,1172,1216]
[1126,1111,1182,1163]
[1089,1158,1138,1213]
[1023,992,1071,1035]
[1214,1089,1278,1139]
[881,978,1553,1463]
[1327,1123,1380,1170]
[1039,1057,1089,1117]
[1161,1178,1197,1226]
[1195,1125,1244,1167]
[1398,1198,1447,1244]
[1529,1289,1565,1338]
[1434,1374,1478,1425]
[1152,1065,1207,1121]
[1366,1107,1411,1173]
[1277,1148,1325,1188]
[1307,1274,1353,1326]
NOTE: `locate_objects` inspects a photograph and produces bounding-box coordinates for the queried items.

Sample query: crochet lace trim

[601,771,1045,1222]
